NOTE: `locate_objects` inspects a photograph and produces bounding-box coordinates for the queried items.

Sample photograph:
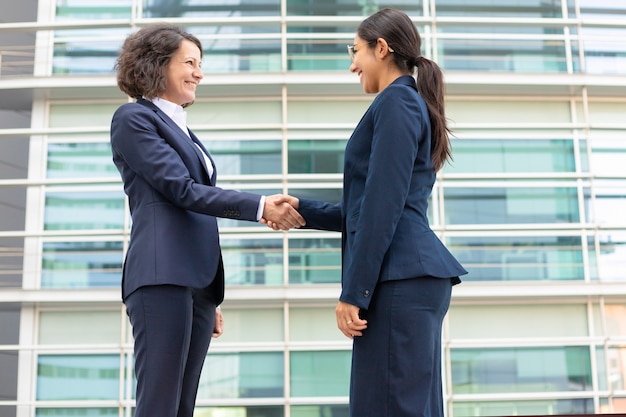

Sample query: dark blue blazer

[110,98,261,301]
[298,76,467,309]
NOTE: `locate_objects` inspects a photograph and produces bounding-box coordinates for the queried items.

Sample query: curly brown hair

[115,23,203,104]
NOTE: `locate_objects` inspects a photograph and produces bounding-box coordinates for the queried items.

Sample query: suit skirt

[349,276,453,417]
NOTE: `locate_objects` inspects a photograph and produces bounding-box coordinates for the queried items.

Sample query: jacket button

[363,290,370,297]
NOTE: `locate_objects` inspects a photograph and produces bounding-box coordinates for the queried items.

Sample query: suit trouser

[350,276,453,417]
[125,283,218,417]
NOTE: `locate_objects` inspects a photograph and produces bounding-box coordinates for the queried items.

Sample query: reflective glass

[53,29,129,75]
[36,409,118,417]
[290,307,345,342]
[446,139,576,174]
[453,399,594,417]
[288,140,346,174]
[447,235,584,281]
[55,0,132,20]
[435,0,564,17]
[444,186,580,225]
[39,310,121,344]
[197,352,284,399]
[579,0,626,19]
[49,104,123,128]
[581,28,626,75]
[593,180,626,225]
[589,133,626,176]
[220,238,283,285]
[41,241,123,289]
[291,405,348,417]
[47,142,118,178]
[289,238,341,284]
[210,308,283,343]
[286,0,423,16]
[597,232,626,281]
[451,347,592,394]
[287,39,352,71]
[44,190,125,230]
[195,406,283,417]
[198,140,282,175]
[143,0,280,17]
[0,237,23,287]
[199,36,282,73]
[437,35,569,72]
[290,351,350,397]
[37,355,120,400]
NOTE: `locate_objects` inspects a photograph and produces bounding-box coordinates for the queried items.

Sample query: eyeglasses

[347,42,395,61]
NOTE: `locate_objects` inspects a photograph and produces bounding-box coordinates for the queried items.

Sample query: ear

[376,38,393,59]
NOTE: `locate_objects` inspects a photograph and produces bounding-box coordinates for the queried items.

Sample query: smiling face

[349,35,400,94]
[161,39,203,106]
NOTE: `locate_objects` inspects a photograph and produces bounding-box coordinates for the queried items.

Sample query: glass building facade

[1,0,626,416]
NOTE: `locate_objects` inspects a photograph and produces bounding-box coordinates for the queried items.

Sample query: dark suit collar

[391,75,417,90]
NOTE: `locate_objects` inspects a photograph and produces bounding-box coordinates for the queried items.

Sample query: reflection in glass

[198,352,284,399]
[53,29,129,75]
[447,235,584,281]
[597,232,626,281]
[36,408,118,417]
[202,140,282,175]
[143,0,280,17]
[288,140,346,174]
[289,238,341,284]
[445,186,580,225]
[592,181,626,225]
[453,399,594,417]
[55,0,132,20]
[286,0,423,16]
[221,238,283,285]
[446,139,576,174]
[582,28,626,75]
[435,0,564,17]
[44,190,125,230]
[438,35,568,73]
[451,347,592,394]
[291,405,348,417]
[37,355,120,400]
[290,351,350,397]
[41,241,123,288]
[47,143,118,178]
[288,39,353,71]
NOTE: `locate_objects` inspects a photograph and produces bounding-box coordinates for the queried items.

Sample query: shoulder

[112,101,158,126]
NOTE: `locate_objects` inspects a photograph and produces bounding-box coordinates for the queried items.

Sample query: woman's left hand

[336,301,367,339]
[212,307,224,338]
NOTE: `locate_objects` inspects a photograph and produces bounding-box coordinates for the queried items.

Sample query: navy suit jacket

[298,75,467,310]
[110,98,261,301]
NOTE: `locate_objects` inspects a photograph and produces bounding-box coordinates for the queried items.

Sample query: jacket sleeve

[110,103,261,221]
[298,198,342,232]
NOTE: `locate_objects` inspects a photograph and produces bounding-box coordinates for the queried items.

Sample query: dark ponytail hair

[357,8,452,172]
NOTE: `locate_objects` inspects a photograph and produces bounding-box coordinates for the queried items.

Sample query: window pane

[189,101,281,125]
[593,180,626,225]
[581,28,626,75]
[447,235,584,282]
[444,187,580,225]
[198,352,284,399]
[289,238,341,284]
[286,0,423,16]
[445,139,576,174]
[143,1,280,17]
[53,29,127,75]
[290,351,350,397]
[36,408,118,417]
[211,308,283,343]
[198,139,282,175]
[221,238,283,286]
[436,0,564,17]
[453,399,594,417]
[39,310,121,345]
[288,140,346,174]
[597,232,626,281]
[37,355,120,400]
[49,104,123,127]
[41,241,123,289]
[291,405,348,417]
[290,307,345,342]
[47,142,118,178]
[44,190,125,230]
[55,0,132,20]
[448,304,588,339]
[451,347,592,394]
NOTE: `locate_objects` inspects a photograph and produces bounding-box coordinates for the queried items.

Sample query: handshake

[261,194,304,231]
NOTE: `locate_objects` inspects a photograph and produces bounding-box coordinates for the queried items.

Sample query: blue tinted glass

[41,241,123,289]
[444,187,579,225]
[290,351,351,397]
[447,235,584,282]
[451,346,592,394]
[44,190,125,230]
[37,355,120,400]
[220,238,283,285]
[289,238,341,284]
[47,143,118,178]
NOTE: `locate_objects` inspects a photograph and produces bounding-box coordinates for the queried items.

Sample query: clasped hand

[261,194,305,230]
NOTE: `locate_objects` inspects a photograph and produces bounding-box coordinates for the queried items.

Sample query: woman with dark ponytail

[266,8,466,417]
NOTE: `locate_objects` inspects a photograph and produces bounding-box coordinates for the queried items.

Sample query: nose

[194,64,204,80]
[349,62,357,73]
